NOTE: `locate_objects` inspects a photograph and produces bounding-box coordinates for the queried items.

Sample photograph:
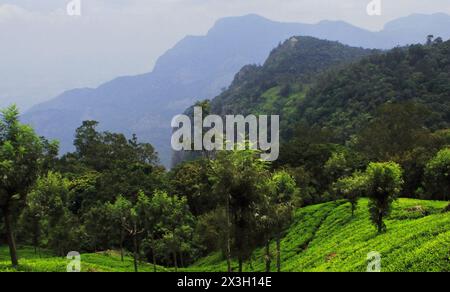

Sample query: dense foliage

[197,36,450,203]
[1,36,450,272]
[299,38,450,139]
[210,37,377,117]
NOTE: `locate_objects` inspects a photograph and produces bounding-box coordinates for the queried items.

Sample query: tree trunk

[120,229,124,262]
[238,257,243,273]
[265,240,271,272]
[133,233,138,273]
[3,208,18,267]
[226,195,232,273]
[137,240,141,264]
[152,247,157,272]
[276,236,281,272]
[32,224,39,256]
[173,252,178,272]
[180,252,184,268]
[378,212,383,233]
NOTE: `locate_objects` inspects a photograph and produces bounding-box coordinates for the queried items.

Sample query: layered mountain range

[22,13,450,167]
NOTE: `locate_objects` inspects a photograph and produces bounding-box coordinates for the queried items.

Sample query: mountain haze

[22,13,450,167]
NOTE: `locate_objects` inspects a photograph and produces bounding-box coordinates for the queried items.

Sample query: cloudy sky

[1,0,450,110]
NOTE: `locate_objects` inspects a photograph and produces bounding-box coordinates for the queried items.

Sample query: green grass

[186,198,450,272]
[0,247,168,272]
[1,198,449,272]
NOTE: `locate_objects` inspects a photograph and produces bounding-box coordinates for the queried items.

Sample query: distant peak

[410,12,450,18]
[384,13,450,30]
[317,19,345,25]
[316,19,355,27]
[207,14,276,35]
[215,13,272,24]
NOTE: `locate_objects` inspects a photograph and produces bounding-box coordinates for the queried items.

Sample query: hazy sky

[1,0,450,110]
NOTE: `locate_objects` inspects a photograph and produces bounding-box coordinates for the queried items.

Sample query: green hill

[205,37,450,143]
[188,198,450,272]
[210,36,377,117]
[173,36,376,165]
[175,37,450,167]
[2,198,449,272]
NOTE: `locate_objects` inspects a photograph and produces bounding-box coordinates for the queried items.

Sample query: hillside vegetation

[1,198,448,272]
[0,247,168,272]
[189,198,450,272]
[21,14,450,167]
[2,34,450,273]
[173,36,376,165]
[211,36,376,117]
[207,37,450,141]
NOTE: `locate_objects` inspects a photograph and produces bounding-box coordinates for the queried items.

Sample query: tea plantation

[1,198,449,272]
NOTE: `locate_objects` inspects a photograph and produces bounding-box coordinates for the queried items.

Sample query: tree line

[1,103,450,272]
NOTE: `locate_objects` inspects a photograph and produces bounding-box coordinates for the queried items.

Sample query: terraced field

[1,198,449,272]
[188,198,450,272]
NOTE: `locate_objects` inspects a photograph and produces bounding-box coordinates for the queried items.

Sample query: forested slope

[298,38,450,140]
[3,198,448,272]
[188,198,450,272]
[208,37,450,141]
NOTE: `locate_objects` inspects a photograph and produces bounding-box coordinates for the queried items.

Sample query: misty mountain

[22,13,450,167]
[172,36,377,165]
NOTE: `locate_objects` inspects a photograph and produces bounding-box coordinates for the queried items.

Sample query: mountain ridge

[22,13,450,167]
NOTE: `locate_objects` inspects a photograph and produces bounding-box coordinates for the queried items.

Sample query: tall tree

[152,191,194,272]
[262,171,298,272]
[19,172,71,255]
[110,192,157,272]
[210,148,269,272]
[424,148,450,201]
[0,105,44,267]
[169,159,215,216]
[71,121,164,205]
[107,196,129,262]
[365,162,403,233]
[83,203,114,252]
[333,172,367,216]
[110,194,142,272]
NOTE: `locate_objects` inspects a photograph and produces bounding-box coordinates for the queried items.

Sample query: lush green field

[0,247,168,272]
[1,198,449,272]
[187,198,450,272]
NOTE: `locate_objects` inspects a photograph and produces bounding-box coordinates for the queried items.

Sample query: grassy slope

[187,198,450,272]
[0,248,168,272]
[1,198,449,272]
